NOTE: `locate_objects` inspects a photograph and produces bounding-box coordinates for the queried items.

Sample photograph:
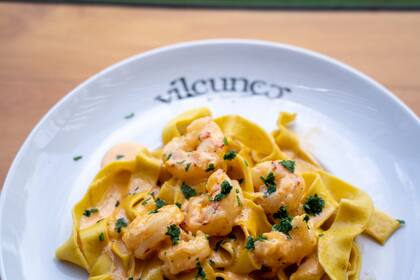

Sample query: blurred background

[0,0,419,185]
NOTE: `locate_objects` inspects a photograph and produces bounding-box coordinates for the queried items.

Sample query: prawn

[253,215,317,268]
[163,117,225,184]
[252,161,305,215]
[183,170,243,236]
[159,231,211,275]
[122,205,183,259]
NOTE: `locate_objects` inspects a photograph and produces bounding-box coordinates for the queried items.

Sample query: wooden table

[0,3,419,186]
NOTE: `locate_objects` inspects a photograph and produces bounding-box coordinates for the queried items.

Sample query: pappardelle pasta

[56,108,402,280]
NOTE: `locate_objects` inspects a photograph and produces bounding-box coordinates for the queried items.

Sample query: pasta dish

[56,108,401,280]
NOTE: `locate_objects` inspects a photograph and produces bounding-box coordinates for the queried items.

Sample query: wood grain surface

[0,3,419,186]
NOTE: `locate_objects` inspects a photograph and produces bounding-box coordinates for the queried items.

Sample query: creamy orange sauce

[79,171,131,230]
[101,142,144,168]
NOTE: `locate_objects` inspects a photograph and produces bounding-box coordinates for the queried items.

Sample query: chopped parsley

[155,198,167,209]
[213,180,233,201]
[73,155,83,161]
[273,206,289,220]
[303,194,325,216]
[223,137,228,146]
[236,194,242,206]
[124,112,135,119]
[223,150,237,160]
[245,234,266,251]
[272,217,293,236]
[115,218,128,233]
[397,219,406,225]
[205,163,215,172]
[83,208,99,217]
[175,202,182,208]
[255,234,267,242]
[98,232,105,242]
[115,200,120,207]
[181,182,197,199]
[116,154,124,160]
[150,198,166,213]
[166,224,181,245]
[141,197,151,205]
[303,215,310,223]
[280,160,296,173]
[244,160,249,167]
[185,162,192,172]
[195,261,206,279]
[166,153,172,161]
[260,172,276,195]
[245,236,255,250]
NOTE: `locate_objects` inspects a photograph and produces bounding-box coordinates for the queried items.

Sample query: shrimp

[252,161,305,215]
[159,231,211,275]
[253,215,317,268]
[163,117,225,184]
[122,205,184,259]
[183,170,243,236]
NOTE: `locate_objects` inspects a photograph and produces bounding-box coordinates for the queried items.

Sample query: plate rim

[0,38,419,278]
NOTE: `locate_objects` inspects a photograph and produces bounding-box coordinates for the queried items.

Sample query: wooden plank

[0,2,419,185]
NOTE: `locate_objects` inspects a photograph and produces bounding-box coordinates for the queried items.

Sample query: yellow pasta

[56,108,402,280]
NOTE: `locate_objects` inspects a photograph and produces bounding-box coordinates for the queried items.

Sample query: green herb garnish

[141,197,151,205]
[304,215,310,223]
[272,217,293,236]
[303,194,325,216]
[185,162,192,172]
[124,112,135,119]
[223,137,228,146]
[175,202,182,208]
[255,234,267,242]
[116,154,124,160]
[73,155,83,161]
[166,224,181,245]
[83,208,98,217]
[181,182,197,199]
[397,219,406,225]
[213,180,233,201]
[236,194,242,206]
[205,163,215,172]
[195,261,206,279]
[280,160,296,173]
[223,150,237,160]
[166,153,172,161]
[260,172,276,195]
[155,198,167,209]
[98,232,105,241]
[115,218,128,233]
[245,236,255,250]
[273,206,289,220]
[245,235,266,251]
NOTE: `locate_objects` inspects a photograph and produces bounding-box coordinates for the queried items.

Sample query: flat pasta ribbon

[215,115,288,162]
[317,171,373,280]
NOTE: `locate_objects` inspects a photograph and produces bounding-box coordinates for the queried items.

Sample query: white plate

[1,39,419,279]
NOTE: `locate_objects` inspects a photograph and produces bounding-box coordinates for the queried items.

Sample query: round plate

[1,39,419,279]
